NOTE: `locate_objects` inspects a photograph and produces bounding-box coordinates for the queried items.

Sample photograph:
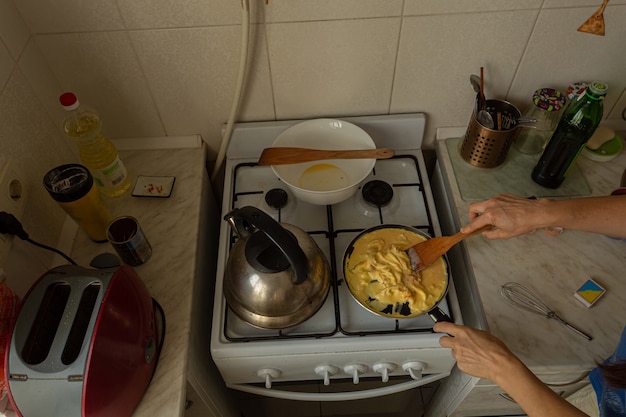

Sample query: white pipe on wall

[211,0,250,181]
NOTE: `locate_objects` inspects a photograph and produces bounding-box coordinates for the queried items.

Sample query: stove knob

[257,368,281,389]
[314,365,339,386]
[373,362,397,383]
[343,363,368,384]
[402,361,426,380]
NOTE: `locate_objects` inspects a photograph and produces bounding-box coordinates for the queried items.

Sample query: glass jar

[514,88,566,155]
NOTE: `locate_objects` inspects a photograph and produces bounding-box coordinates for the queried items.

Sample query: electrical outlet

[0,158,29,266]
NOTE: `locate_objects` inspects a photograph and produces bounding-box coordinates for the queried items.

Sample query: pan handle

[428,306,452,323]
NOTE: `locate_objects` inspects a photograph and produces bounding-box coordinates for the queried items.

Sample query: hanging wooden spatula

[407,225,493,272]
[258,147,395,165]
[577,0,609,36]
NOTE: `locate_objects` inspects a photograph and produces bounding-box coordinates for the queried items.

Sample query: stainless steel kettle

[223,206,330,329]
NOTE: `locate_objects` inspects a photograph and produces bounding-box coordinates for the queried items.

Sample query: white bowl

[271,119,376,205]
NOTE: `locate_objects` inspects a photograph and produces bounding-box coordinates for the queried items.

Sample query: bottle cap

[59,92,80,111]
[532,88,566,111]
[587,81,608,97]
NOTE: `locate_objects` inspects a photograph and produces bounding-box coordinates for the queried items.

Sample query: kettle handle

[224,206,309,285]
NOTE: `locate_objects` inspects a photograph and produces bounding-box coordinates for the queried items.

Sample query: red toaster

[4,264,161,417]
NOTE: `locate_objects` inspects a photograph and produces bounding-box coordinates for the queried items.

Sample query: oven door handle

[227,372,447,402]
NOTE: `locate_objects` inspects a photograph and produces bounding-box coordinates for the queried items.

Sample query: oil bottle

[60,92,131,197]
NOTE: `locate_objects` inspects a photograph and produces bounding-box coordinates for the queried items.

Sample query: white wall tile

[17,39,66,137]
[266,18,400,120]
[237,24,276,122]
[544,0,626,8]
[0,69,72,245]
[263,0,403,22]
[130,23,274,155]
[0,69,78,293]
[35,31,165,139]
[509,7,626,116]
[392,11,538,147]
[0,41,13,93]
[0,0,30,59]
[117,0,258,29]
[610,91,626,122]
[403,0,542,15]
[14,0,124,33]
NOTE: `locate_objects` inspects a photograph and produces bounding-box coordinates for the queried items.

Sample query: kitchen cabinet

[445,371,589,417]
[66,137,238,417]
[426,127,626,417]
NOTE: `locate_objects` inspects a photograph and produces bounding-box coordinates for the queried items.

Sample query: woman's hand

[460,193,551,239]
[460,193,626,240]
[434,322,590,417]
[434,322,523,384]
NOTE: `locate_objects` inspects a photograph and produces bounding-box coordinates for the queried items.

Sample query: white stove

[210,114,463,401]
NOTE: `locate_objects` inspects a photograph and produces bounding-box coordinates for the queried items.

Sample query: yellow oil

[58,182,113,242]
[64,110,130,197]
[298,163,349,191]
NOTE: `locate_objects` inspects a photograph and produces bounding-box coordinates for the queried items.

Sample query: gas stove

[210,114,463,401]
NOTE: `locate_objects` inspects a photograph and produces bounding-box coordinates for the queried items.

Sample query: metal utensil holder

[460,99,523,168]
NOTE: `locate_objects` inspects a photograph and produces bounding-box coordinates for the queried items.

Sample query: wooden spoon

[258,147,395,165]
[476,66,494,128]
[479,66,486,108]
[406,225,493,272]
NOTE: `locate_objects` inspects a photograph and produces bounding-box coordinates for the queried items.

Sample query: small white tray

[132,175,176,198]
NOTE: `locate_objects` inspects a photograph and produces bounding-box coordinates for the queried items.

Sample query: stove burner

[264,188,288,210]
[362,180,393,207]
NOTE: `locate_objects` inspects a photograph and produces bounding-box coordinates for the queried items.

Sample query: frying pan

[343,225,452,323]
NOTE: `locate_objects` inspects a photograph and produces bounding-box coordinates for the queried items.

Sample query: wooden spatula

[407,225,493,272]
[258,147,395,165]
[577,0,609,36]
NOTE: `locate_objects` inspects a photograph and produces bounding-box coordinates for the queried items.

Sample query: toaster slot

[21,282,71,365]
[62,282,101,365]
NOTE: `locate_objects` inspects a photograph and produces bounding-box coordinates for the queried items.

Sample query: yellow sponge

[586,126,615,150]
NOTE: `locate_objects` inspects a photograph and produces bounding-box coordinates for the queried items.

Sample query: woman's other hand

[434,321,523,384]
[434,322,590,417]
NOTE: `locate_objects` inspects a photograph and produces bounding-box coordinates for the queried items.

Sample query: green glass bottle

[531,81,607,188]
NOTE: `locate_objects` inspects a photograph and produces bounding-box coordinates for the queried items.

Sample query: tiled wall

[1,0,625,282]
[0,0,75,286]
[6,1,626,150]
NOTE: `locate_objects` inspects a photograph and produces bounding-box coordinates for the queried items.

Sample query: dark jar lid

[43,164,94,202]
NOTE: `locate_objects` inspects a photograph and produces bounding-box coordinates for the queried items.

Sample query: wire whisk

[500,282,592,341]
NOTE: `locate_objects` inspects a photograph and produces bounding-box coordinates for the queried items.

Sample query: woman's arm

[460,193,626,239]
[434,322,589,417]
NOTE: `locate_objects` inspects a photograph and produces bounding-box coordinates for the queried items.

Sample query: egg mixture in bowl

[343,225,448,319]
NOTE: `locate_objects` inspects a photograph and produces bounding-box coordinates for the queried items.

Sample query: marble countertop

[436,128,626,371]
[69,140,207,417]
